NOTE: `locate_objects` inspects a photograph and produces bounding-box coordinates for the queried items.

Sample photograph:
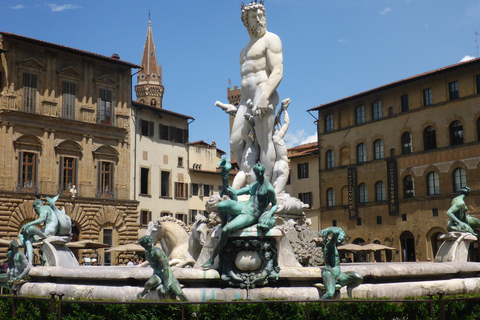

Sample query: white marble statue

[272,98,290,195]
[216,1,283,185]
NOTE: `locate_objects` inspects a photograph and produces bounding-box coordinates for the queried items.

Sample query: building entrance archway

[400,231,415,262]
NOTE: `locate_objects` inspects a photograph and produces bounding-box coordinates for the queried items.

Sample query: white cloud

[10,5,25,9]
[284,129,317,149]
[45,3,82,12]
[460,55,476,62]
[300,134,317,145]
[338,38,348,43]
[379,7,392,15]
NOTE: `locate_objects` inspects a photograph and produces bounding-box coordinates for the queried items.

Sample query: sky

[2,0,480,154]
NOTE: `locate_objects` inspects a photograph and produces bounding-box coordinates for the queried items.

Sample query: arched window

[372,100,382,120]
[453,168,467,192]
[326,150,334,169]
[327,188,335,207]
[358,183,368,203]
[427,171,440,195]
[375,181,386,201]
[423,126,437,151]
[403,175,415,198]
[401,132,412,154]
[374,139,384,160]
[357,143,366,163]
[151,99,157,107]
[325,113,334,132]
[449,121,464,146]
[355,105,365,124]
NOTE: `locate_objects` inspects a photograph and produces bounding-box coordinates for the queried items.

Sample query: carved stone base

[216,226,281,289]
[434,232,477,262]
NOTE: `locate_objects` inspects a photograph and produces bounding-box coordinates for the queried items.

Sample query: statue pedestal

[434,232,477,262]
[195,225,301,288]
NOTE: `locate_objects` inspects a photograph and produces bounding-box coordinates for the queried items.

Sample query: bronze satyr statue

[137,235,187,301]
[320,227,363,299]
[0,240,32,289]
[446,186,480,236]
[202,162,278,269]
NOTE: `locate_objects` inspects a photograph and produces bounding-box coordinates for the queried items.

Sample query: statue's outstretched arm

[215,101,237,115]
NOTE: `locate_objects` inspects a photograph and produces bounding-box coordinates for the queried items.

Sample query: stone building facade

[0,32,140,265]
[309,58,480,262]
[132,101,193,237]
[287,142,321,231]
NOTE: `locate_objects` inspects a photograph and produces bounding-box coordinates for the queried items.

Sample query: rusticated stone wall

[0,191,139,265]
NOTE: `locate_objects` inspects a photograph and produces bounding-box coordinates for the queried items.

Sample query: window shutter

[58,156,65,194]
[189,183,193,196]
[199,184,204,196]
[170,126,177,142]
[110,99,115,127]
[149,121,154,137]
[96,97,101,124]
[210,185,214,196]
[96,161,102,197]
[309,192,313,207]
[33,153,39,193]
[74,158,79,196]
[17,151,23,191]
[184,128,189,143]
[110,162,115,199]
[297,164,301,179]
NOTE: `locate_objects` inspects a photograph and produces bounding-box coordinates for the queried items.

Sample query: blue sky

[2,1,480,154]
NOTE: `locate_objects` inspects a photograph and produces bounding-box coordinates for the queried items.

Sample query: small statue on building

[0,240,32,289]
[69,185,77,199]
[137,235,188,300]
[319,227,363,299]
[446,186,480,235]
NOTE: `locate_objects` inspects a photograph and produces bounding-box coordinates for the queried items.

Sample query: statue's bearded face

[243,8,266,38]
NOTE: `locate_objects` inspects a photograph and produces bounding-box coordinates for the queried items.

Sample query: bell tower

[135,15,164,108]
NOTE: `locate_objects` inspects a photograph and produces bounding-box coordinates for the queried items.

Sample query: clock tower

[135,16,164,108]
